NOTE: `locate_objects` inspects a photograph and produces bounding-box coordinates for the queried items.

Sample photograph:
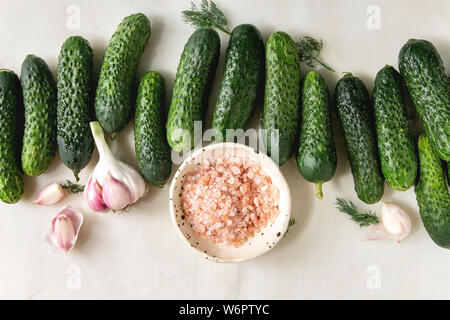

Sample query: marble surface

[0,0,449,299]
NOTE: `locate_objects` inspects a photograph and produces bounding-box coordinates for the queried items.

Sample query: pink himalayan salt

[181,155,280,247]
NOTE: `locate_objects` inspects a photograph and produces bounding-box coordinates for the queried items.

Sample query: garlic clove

[101,172,132,211]
[54,214,76,252]
[381,201,411,242]
[363,201,412,242]
[85,175,108,212]
[47,205,83,254]
[34,183,65,206]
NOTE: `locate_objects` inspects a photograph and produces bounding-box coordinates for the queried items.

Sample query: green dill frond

[60,180,84,194]
[335,197,379,228]
[182,0,231,35]
[296,36,335,72]
[284,218,297,238]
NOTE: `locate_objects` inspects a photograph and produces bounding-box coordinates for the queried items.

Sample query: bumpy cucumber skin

[415,134,450,249]
[21,55,57,176]
[399,39,450,161]
[57,36,94,180]
[296,71,336,198]
[211,24,265,140]
[262,31,301,166]
[0,70,24,203]
[373,65,417,191]
[95,13,151,138]
[334,73,384,204]
[134,72,172,188]
[166,28,220,152]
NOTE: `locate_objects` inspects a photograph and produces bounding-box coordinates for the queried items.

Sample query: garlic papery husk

[47,205,83,254]
[34,183,65,205]
[85,121,147,212]
[364,201,412,242]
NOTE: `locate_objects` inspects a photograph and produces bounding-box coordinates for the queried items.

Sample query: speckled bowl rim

[169,142,291,263]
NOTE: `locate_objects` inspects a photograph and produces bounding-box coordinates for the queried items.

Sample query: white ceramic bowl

[169,142,291,263]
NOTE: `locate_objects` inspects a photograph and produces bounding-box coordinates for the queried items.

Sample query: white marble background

[0,0,449,299]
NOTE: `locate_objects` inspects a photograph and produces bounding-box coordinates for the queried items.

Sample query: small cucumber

[211,24,265,140]
[262,31,301,166]
[415,134,450,249]
[373,65,417,191]
[166,28,220,152]
[399,39,450,161]
[95,13,151,139]
[0,70,24,203]
[296,70,336,199]
[134,72,172,188]
[57,36,94,181]
[21,55,57,176]
[334,73,384,204]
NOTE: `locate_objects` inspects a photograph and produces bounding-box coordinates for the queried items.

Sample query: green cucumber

[57,36,94,181]
[21,55,57,176]
[262,31,301,166]
[373,65,417,191]
[399,39,450,161]
[415,134,450,249]
[134,72,172,188]
[0,70,24,203]
[211,24,264,140]
[166,28,220,152]
[334,73,384,204]
[95,13,151,139]
[296,70,336,199]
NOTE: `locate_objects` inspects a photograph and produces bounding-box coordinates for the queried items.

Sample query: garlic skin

[364,201,412,242]
[47,205,83,254]
[34,183,65,206]
[85,121,147,212]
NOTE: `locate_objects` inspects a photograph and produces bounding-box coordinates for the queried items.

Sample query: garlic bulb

[84,122,147,212]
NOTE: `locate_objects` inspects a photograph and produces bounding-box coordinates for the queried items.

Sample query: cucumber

[262,31,301,166]
[334,73,384,204]
[95,13,151,139]
[399,39,450,161]
[166,28,220,152]
[134,72,172,188]
[0,70,24,203]
[57,36,94,181]
[21,55,57,176]
[296,70,336,199]
[415,134,450,249]
[211,24,264,141]
[373,65,417,191]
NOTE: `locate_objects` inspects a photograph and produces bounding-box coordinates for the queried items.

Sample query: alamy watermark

[66,5,81,30]
[366,265,381,290]
[66,264,81,290]
[169,122,280,166]
[366,5,381,30]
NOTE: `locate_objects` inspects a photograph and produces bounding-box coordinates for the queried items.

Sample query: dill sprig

[284,218,297,238]
[182,0,231,35]
[335,197,379,228]
[296,36,335,72]
[60,180,84,194]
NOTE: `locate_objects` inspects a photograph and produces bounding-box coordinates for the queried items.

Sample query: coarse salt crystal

[180,156,280,247]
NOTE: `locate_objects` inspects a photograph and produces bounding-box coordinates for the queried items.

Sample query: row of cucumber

[164,9,449,247]
[0,8,448,248]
